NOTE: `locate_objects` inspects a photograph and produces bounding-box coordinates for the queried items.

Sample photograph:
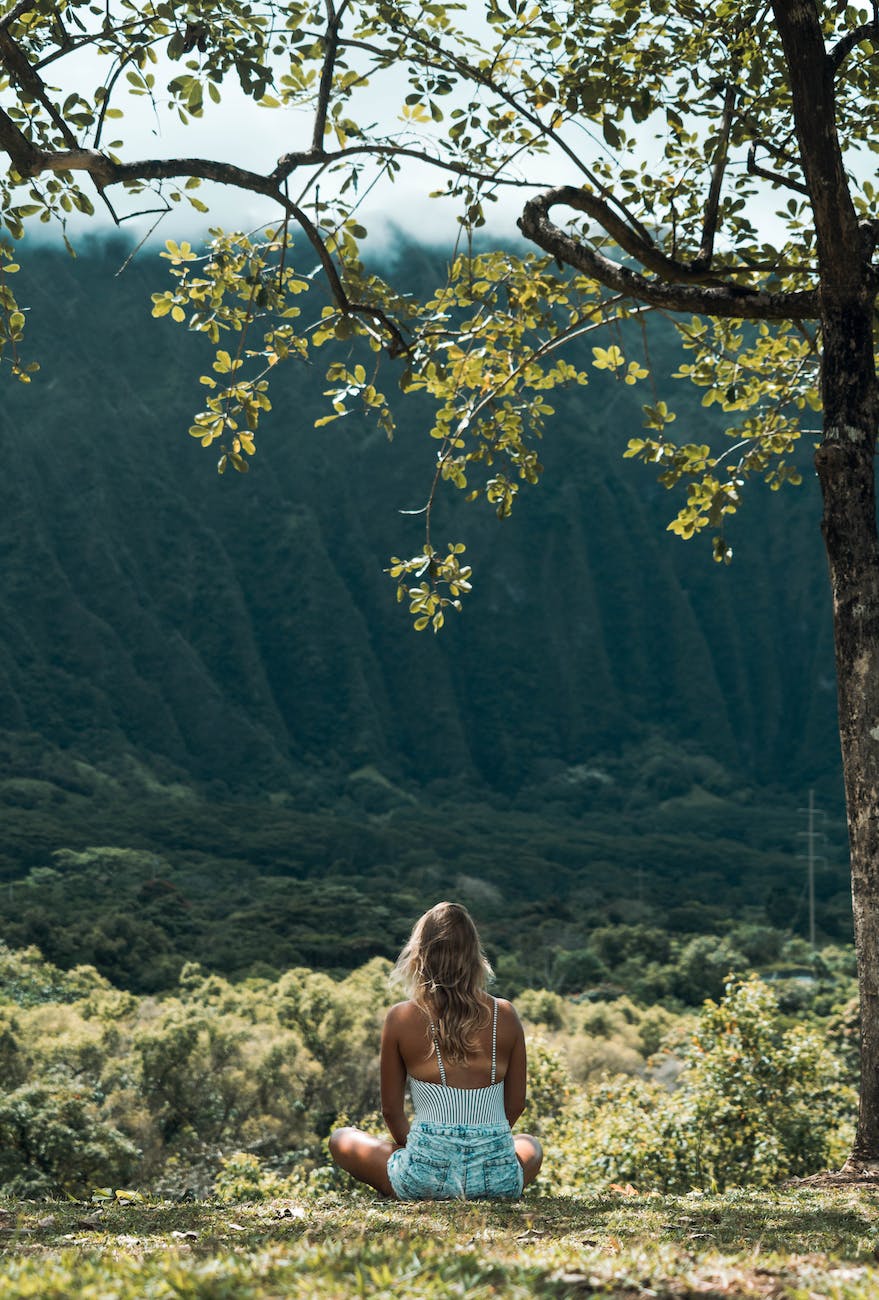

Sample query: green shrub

[0,943,855,1198]
[520,1041,572,1134]
[213,1151,284,1203]
[542,977,854,1194]
[669,935,748,1003]
[0,1081,138,1196]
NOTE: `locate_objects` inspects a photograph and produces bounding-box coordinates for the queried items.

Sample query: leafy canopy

[1,0,871,619]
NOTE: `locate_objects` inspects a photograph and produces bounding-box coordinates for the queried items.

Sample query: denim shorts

[387,1121,524,1201]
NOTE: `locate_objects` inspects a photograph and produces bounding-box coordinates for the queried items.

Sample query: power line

[797,789,826,950]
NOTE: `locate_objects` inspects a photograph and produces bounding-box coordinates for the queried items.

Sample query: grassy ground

[2,1185,879,1298]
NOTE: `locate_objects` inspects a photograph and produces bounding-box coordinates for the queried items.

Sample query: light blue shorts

[387,1121,524,1201]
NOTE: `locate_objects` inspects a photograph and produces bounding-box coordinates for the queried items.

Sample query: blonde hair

[393,901,494,1063]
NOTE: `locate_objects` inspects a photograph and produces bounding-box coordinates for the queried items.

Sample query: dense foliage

[541,977,854,1193]
[0,1,866,559]
[0,943,856,1200]
[0,797,855,997]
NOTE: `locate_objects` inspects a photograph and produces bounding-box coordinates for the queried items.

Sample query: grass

[2,1185,879,1298]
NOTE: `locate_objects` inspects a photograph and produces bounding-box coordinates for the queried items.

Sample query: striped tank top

[408,996,508,1127]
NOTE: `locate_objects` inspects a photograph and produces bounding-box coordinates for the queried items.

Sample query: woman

[329,901,543,1199]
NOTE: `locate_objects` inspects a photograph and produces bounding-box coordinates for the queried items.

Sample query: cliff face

[0,242,838,798]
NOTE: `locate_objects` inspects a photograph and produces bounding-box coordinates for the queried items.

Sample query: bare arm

[380,1006,410,1146]
[503,1008,527,1127]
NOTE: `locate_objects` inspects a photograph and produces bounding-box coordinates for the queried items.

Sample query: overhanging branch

[830,20,879,74]
[518,188,820,321]
[538,186,733,285]
[19,145,411,355]
[269,142,542,189]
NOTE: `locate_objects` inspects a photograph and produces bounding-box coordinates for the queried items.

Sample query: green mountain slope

[0,242,839,793]
[0,241,853,984]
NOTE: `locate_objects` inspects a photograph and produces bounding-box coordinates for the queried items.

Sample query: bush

[0,943,855,1198]
[542,977,855,1194]
[0,1082,138,1196]
[213,1151,284,1203]
[669,935,748,1003]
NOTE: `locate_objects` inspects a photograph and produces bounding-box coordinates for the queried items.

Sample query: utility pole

[797,789,826,951]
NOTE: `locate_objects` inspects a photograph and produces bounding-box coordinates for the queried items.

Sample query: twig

[93,47,145,149]
[694,81,738,270]
[747,143,810,196]
[33,15,156,69]
[114,205,171,276]
[271,142,545,190]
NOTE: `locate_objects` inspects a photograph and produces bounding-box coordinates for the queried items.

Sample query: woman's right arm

[380,1004,410,1146]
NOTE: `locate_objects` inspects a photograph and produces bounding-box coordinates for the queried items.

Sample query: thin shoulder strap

[491,996,498,1085]
[429,1020,447,1087]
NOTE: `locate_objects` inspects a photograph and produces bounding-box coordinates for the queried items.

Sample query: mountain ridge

[0,240,841,803]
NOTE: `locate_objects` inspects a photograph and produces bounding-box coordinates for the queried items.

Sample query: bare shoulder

[493,996,521,1016]
[493,997,524,1034]
[384,1000,423,1028]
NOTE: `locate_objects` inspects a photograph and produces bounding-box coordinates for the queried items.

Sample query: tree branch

[0,1,39,32]
[518,188,820,321]
[18,145,410,355]
[0,27,80,153]
[0,101,43,174]
[694,82,738,269]
[830,20,879,74]
[312,1,342,154]
[270,141,544,189]
[93,47,146,150]
[746,143,810,196]
[33,17,157,70]
[530,185,760,286]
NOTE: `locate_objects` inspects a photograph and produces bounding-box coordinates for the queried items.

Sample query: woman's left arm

[380,1005,410,1146]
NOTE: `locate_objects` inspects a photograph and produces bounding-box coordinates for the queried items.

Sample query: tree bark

[769,0,879,1169]
[816,301,879,1167]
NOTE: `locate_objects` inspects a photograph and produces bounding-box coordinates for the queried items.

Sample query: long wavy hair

[393,901,494,1063]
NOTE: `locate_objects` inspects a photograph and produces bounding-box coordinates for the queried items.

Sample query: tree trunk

[815,299,879,1167]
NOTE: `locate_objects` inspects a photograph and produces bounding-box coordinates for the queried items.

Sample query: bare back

[389,996,521,1087]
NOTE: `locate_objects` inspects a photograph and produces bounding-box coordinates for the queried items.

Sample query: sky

[10,16,793,262]
[25,39,554,256]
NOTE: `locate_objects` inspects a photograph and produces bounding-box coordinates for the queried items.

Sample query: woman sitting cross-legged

[329,900,543,1200]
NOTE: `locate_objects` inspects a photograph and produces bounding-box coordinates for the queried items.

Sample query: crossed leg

[329,1127,399,1197]
[514,1133,543,1188]
[330,1125,544,1197]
